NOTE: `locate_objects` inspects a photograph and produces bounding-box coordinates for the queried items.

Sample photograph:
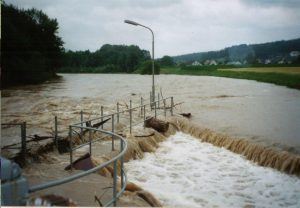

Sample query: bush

[139,61,160,75]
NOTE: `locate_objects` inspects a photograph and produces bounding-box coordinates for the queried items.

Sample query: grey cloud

[4,0,300,57]
[240,0,300,8]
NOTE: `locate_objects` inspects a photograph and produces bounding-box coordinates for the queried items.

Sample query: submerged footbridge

[1,95,176,206]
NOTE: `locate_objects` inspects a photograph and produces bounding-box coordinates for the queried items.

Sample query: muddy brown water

[1,73,300,154]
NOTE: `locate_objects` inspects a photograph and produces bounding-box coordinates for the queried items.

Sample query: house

[204,60,210,65]
[204,59,217,65]
[209,60,217,65]
[278,59,286,64]
[191,61,202,66]
[227,61,242,65]
[256,59,263,64]
[265,59,271,64]
[290,51,300,57]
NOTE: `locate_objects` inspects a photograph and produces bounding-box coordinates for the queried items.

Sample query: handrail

[72,96,173,126]
[29,126,128,207]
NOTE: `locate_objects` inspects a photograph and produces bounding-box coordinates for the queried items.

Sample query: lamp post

[124,20,155,103]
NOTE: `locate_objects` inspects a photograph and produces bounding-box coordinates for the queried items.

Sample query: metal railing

[29,127,127,207]
[2,95,175,206]
[1,123,27,163]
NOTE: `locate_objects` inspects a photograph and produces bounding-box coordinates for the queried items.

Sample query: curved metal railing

[29,127,127,207]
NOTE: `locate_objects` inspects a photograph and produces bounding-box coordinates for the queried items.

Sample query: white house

[265,59,271,64]
[204,59,217,65]
[209,60,217,65]
[227,61,242,65]
[278,59,286,64]
[191,61,202,66]
[290,51,300,57]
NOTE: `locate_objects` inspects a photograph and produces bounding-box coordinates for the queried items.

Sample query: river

[2,73,300,153]
[2,73,300,207]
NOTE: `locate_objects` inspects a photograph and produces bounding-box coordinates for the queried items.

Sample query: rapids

[126,132,300,207]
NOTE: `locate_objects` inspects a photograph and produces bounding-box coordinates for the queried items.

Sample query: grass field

[219,67,300,75]
[160,66,300,90]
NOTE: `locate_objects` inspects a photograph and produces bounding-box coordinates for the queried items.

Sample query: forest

[1,3,64,87]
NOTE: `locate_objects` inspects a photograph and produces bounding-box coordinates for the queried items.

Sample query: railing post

[154,101,157,119]
[164,99,166,118]
[69,126,73,170]
[80,110,83,135]
[143,105,146,129]
[158,93,160,108]
[101,106,104,129]
[129,100,132,134]
[150,91,152,105]
[171,97,174,116]
[89,127,92,155]
[120,139,124,189]
[140,97,143,117]
[113,160,117,206]
[21,122,26,163]
[117,102,120,123]
[54,116,58,147]
[112,114,115,151]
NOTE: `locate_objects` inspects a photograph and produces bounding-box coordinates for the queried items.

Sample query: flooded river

[2,73,300,153]
[2,73,300,207]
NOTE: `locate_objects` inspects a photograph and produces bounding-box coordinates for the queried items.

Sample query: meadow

[160,65,300,90]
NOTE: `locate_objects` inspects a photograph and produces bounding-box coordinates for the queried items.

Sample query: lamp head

[124,20,139,26]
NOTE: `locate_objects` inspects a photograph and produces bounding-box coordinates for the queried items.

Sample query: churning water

[2,74,300,152]
[126,132,300,207]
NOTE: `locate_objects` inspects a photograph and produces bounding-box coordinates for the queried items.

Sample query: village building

[191,61,202,66]
[264,59,271,64]
[290,51,300,57]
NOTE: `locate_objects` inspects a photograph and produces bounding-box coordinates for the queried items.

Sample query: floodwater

[2,73,300,206]
[1,73,300,153]
[126,132,300,208]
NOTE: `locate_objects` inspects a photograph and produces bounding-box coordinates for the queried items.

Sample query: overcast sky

[6,0,300,58]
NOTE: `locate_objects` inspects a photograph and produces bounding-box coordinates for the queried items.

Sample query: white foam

[125,132,300,207]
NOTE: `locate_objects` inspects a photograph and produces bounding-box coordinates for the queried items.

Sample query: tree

[159,55,175,67]
[139,61,160,75]
[1,3,64,87]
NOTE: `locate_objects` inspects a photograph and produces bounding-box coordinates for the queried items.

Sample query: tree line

[173,38,300,64]
[60,44,151,73]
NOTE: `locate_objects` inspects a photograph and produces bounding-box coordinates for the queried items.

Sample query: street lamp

[124,20,155,103]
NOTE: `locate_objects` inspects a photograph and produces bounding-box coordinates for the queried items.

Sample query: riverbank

[160,66,300,90]
[56,65,300,90]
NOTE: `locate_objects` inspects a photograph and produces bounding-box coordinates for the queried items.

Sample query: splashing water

[126,132,300,207]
